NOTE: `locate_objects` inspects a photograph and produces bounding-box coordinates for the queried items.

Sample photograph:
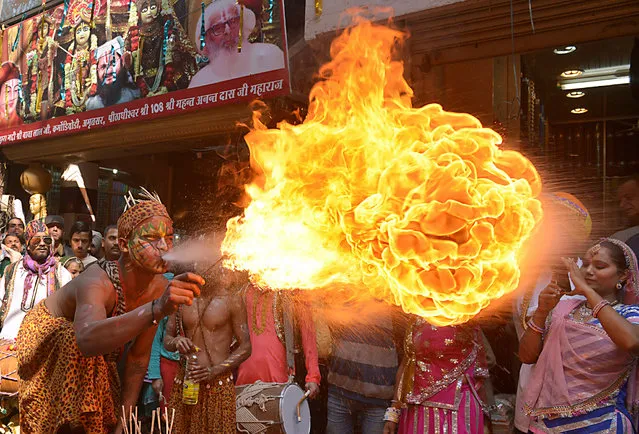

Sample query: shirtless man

[16,191,203,434]
[188,0,285,88]
[165,259,251,434]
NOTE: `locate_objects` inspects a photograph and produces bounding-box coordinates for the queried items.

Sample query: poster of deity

[0,0,290,145]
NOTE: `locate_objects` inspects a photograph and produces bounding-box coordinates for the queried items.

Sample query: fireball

[222,17,543,325]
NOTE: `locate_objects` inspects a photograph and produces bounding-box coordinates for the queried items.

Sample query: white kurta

[0,261,72,340]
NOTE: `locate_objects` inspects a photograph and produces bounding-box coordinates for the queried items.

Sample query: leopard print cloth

[17,261,126,433]
[169,363,236,434]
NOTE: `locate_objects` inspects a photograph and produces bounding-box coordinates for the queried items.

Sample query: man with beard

[86,37,141,110]
[6,218,24,238]
[16,190,203,434]
[188,0,284,88]
[0,220,72,341]
[102,225,121,261]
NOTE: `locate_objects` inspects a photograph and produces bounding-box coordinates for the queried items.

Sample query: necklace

[251,288,270,335]
[572,300,619,323]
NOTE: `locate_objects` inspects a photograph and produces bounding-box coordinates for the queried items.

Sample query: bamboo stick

[151,409,156,434]
[169,408,175,434]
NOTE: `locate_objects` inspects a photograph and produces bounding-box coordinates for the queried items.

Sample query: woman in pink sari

[520,238,639,433]
[384,319,490,433]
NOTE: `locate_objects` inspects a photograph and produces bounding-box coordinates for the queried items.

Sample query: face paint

[128,216,173,273]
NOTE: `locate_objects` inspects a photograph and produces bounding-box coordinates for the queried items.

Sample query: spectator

[6,218,24,238]
[2,232,23,254]
[69,221,97,267]
[0,236,21,277]
[61,257,85,279]
[102,225,120,261]
[45,215,73,259]
[613,174,639,257]
[0,220,72,341]
[90,231,104,260]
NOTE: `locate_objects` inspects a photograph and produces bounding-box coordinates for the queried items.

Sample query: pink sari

[524,298,639,433]
[398,322,487,434]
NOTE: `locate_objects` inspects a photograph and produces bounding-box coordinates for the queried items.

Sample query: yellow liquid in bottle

[182,354,199,405]
[182,380,199,405]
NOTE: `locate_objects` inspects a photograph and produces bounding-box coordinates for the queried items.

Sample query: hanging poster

[0,0,290,144]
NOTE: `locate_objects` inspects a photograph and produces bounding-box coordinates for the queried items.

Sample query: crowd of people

[0,176,637,433]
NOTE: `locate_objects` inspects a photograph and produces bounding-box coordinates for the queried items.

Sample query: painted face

[1,79,20,117]
[127,216,173,273]
[205,3,241,53]
[29,196,41,215]
[582,246,626,297]
[75,23,91,48]
[65,261,83,278]
[71,231,91,259]
[7,219,24,236]
[140,2,160,24]
[3,235,21,252]
[103,227,120,261]
[39,22,50,39]
[27,231,53,263]
[97,52,122,86]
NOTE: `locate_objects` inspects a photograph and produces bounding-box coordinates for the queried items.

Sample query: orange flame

[222,18,543,325]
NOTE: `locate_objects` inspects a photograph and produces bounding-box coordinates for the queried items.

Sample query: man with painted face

[0,220,72,341]
[17,190,204,434]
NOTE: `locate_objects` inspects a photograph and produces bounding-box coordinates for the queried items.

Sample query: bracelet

[384,406,401,423]
[151,299,158,326]
[592,300,611,318]
[527,318,545,334]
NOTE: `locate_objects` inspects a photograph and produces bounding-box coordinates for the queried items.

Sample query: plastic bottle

[182,354,200,405]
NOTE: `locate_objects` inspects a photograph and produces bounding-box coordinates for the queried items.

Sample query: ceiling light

[566,91,585,98]
[112,169,118,175]
[560,76,630,90]
[554,46,577,55]
[571,108,588,114]
[561,69,583,78]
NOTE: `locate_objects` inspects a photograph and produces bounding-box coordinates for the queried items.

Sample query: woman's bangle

[527,318,545,334]
[592,300,611,318]
[384,406,401,423]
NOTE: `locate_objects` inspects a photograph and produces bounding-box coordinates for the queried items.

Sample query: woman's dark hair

[600,240,628,272]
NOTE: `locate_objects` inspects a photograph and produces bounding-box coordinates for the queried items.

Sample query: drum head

[280,384,311,434]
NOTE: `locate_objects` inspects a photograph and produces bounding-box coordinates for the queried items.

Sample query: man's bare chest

[182,296,231,332]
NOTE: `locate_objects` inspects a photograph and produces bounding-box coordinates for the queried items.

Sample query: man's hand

[151,378,164,397]
[170,336,196,354]
[158,273,204,316]
[305,382,320,399]
[187,362,224,383]
[383,421,397,434]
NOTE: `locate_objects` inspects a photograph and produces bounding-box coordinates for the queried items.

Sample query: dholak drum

[0,340,18,397]
[236,382,310,434]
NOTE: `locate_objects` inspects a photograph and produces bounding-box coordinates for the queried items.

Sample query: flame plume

[222,18,543,325]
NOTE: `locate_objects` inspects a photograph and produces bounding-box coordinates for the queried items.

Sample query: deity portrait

[188,0,285,88]
[24,13,58,119]
[86,37,141,110]
[61,2,100,114]
[0,62,23,129]
[124,0,197,97]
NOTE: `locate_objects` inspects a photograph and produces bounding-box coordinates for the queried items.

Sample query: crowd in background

[0,175,639,433]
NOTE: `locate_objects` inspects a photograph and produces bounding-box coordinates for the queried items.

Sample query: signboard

[304,0,465,40]
[0,0,290,145]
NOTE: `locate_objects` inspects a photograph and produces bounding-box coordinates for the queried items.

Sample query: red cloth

[160,357,178,411]
[236,286,321,385]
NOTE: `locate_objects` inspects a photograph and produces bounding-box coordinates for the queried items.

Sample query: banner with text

[0,0,290,145]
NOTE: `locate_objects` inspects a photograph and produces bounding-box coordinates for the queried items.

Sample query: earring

[616,281,623,290]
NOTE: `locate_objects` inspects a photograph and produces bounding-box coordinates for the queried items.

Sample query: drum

[236,382,310,434]
[0,340,18,397]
